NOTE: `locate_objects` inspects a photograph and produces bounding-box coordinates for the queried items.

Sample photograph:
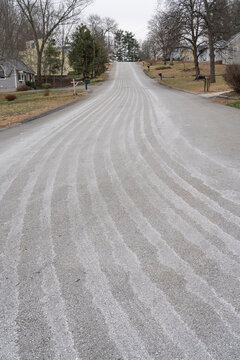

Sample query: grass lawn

[228,101,240,109]
[140,61,231,93]
[212,91,240,109]
[0,89,86,129]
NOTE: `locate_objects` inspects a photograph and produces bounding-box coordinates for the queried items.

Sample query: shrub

[26,81,36,89]
[224,65,240,93]
[5,94,17,101]
[17,84,30,92]
[43,89,50,96]
[42,83,51,89]
[155,66,172,70]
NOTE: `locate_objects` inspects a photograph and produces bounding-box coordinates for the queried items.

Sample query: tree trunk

[61,48,64,77]
[203,0,216,83]
[208,34,216,83]
[193,47,200,78]
[37,50,43,84]
[170,53,173,66]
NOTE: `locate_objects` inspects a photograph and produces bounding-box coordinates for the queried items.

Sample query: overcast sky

[82,0,158,41]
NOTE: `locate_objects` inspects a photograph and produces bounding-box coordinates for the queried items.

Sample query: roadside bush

[42,83,51,96]
[155,66,172,70]
[42,83,51,89]
[43,89,50,96]
[17,84,30,92]
[224,65,240,93]
[26,81,36,89]
[5,94,16,101]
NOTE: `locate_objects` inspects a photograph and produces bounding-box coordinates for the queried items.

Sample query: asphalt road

[1,62,240,360]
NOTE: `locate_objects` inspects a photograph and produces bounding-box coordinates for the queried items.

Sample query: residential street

[1,62,240,360]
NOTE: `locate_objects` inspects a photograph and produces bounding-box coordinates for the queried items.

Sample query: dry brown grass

[140,61,231,93]
[0,89,86,129]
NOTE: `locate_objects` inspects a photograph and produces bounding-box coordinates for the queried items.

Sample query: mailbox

[84,78,90,90]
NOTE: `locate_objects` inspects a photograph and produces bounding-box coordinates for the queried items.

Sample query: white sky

[82,0,158,41]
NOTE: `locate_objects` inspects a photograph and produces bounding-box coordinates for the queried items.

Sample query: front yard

[0,89,86,129]
[141,61,231,93]
[0,64,112,129]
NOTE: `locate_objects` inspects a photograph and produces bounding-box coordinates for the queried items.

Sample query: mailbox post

[85,77,90,90]
[72,78,83,95]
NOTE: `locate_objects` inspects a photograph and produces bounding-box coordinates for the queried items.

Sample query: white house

[199,32,240,64]
[0,58,35,92]
[198,41,227,63]
[225,32,240,64]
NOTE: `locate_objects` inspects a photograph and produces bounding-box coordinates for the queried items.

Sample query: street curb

[0,91,90,132]
[143,69,157,80]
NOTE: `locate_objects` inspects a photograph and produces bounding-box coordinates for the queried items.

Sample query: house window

[233,46,238,53]
[0,66,5,78]
[31,42,35,49]
[18,71,23,82]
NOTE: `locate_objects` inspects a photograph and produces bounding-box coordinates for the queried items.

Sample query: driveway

[0,62,240,360]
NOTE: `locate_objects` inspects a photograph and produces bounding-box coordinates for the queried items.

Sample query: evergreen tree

[43,40,61,76]
[69,25,108,77]
[114,30,139,62]
[69,25,93,76]
[114,30,125,61]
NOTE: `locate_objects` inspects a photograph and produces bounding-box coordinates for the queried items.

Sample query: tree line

[142,0,240,83]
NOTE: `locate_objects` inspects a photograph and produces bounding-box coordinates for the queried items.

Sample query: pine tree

[43,40,61,76]
[114,30,139,62]
[69,25,108,77]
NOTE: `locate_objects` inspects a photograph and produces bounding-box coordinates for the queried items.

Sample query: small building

[225,32,240,64]
[0,58,35,92]
[172,48,182,61]
[181,48,194,62]
[198,41,228,63]
[199,32,240,65]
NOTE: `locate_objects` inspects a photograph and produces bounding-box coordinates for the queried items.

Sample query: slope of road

[0,62,240,360]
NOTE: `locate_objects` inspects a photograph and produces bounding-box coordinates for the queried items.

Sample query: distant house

[181,48,194,62]
[172,48,182,60]
[198,41,228,63]
[199,32,240,64]
[225,32,240,64]
[0,58,35,92]
[20,40,73,76]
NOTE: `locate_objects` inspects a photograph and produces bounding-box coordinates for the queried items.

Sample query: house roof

[227,32,240,45]
[198,32,240,54]
[0,58,35,77]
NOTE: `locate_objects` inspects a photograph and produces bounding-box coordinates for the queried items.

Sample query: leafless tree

[170,0,207,77]
[199,0,232,82]
[87,14,118,56]
[140,36,159,61]
[0,0,32,58]
[148,8,182,64]
[230,0,240,34]
[16,0,92,81]
[54,23,75,77]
